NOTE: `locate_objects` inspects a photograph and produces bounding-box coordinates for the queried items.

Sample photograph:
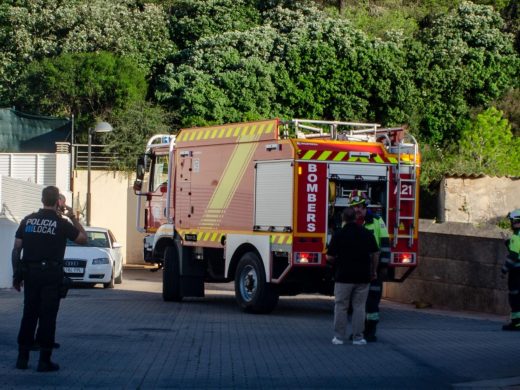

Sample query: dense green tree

[169,0,261,49]
[270,13,416,124]
[454,107,520,175]
[494,88,520,136]
[157,27,280,126]
[158,3,417,127]
[420,107,520,186]
[0,0,172,105]
[410,1,519,145]
[14,52,147,141]
[103,100,174,171]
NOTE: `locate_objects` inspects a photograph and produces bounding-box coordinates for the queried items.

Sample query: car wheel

[103,267,115,289]
[115,267,123,284]
[234,252,279,314]
[163,245,182,302]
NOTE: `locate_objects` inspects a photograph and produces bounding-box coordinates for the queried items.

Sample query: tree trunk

[338,0,346,15]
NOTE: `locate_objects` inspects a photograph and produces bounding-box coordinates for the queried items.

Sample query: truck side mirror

[133,179,143,193]
[134,156,145,194]
[136,156,145,180]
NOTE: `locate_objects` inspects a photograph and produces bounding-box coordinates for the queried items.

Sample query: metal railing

[73,144,117,169]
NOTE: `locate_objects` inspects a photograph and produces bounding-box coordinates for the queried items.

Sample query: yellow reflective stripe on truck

[177,230,293,246]
[177,121,276,143]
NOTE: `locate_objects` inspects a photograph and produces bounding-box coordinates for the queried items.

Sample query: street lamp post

[87,121,113,226]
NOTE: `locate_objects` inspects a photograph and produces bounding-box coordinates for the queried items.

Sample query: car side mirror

[113,242,122,249]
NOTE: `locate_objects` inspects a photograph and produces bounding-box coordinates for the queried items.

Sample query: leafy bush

[103,101,174,171]
[453,107,520,175]
[170,0,261,49]
[14,52,147,141]
[0,0,172,105]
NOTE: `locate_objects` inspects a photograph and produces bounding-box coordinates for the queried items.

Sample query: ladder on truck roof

[289,119,406,149]
[290,119,380,141]
[392,133,419,248]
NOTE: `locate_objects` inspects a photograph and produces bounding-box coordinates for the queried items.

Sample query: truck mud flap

[180,245,205,297]
[180,276,204,297]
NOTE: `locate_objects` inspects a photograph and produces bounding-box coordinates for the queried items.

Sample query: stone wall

[384,219,511,315]
[440,176,520,223]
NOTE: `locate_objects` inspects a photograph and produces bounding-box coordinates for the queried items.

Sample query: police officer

[12,186,87,372]
[349,190,391,342]
[501,208,520,331]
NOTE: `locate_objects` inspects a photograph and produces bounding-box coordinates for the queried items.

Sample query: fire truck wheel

[234,252,279,314]
[163,246,182,302]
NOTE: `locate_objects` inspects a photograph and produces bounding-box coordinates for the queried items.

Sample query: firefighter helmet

[508,209,520,223]
[348,190,369,207]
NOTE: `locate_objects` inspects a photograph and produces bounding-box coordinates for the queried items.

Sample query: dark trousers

[508,271,520,315]
[18,267,62,350]
[366,278,383,321]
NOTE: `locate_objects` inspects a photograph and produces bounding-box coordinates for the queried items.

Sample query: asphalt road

[1,268,519,389]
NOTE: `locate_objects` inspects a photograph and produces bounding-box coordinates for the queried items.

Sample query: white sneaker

[331,337,344,345]
[352,338,367,346]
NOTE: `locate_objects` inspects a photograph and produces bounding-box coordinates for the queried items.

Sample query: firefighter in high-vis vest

[502,208,520,331]
[349,190,391,342]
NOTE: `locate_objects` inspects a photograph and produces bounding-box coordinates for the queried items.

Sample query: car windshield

[67,231,109,248]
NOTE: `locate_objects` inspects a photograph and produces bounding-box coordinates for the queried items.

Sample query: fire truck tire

[163,246,182,302]
[234,252,279,314]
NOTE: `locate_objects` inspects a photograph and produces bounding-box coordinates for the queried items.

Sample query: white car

[64,227,123,288]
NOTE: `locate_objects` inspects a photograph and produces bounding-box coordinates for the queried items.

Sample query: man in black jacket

[12,186,87,372]
[327,207,379,345]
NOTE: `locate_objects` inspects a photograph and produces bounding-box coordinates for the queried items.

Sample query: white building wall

[0,146,72,288]
[0,176,44,288]
[0,151,70,188]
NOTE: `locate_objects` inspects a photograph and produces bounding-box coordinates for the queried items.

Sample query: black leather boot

[37,349,59,372]
[364,320,379,342]
[16,347,30,369]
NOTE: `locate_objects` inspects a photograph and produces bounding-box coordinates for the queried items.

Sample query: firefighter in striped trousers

[349,190,391,342]
[502,209,520,331]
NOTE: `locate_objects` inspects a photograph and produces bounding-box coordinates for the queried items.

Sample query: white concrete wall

[55,150,71,192]
[72,170,145,264]
[0,218,19,288]
[441,176,520,223]
[0,176,44,288]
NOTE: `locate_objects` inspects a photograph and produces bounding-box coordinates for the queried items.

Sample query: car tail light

[392,252,416,265]
[294,252,320,264]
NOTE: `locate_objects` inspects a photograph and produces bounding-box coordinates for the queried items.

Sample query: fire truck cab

[134,119,420,313]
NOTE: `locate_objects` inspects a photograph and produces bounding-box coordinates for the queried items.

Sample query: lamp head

[93,121,113,133]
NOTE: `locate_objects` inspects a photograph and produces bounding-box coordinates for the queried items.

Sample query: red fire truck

[134,119,420,313]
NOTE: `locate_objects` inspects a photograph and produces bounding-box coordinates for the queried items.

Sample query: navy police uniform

[14,209,79,355]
